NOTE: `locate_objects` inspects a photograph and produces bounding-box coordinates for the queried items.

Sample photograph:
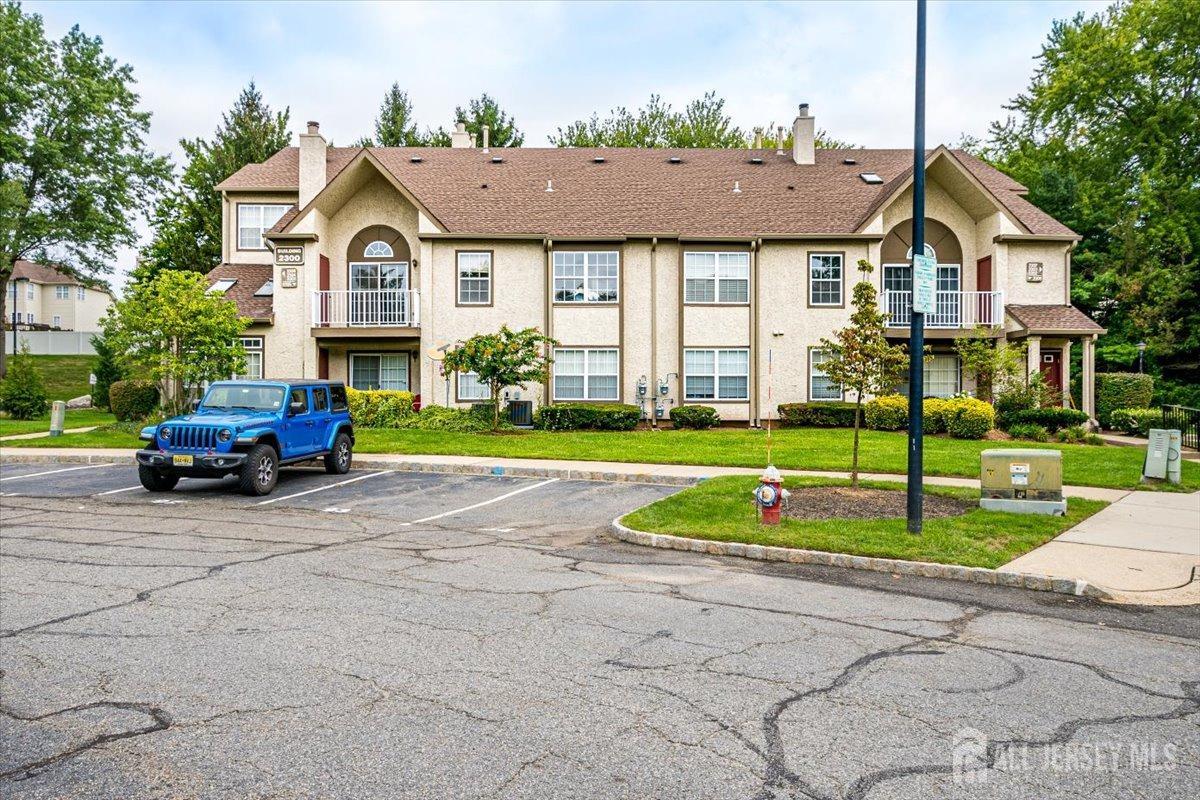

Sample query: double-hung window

[237,204,291,250]
[457,371,491,401]
[808,253,843,306]
[553,251,619,303]
[684,252,749,304]
[236,337,264,380]
[457,251,492,305]
[898,354,960,398]
[77,287,86,301]
[350,353,409,391]
[809,349,842,401]
[55,286,70,300]
[553,348,619,401]
[684,348,749,401]
[52,315,62,328]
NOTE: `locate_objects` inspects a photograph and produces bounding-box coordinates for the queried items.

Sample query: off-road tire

[239,444,279,496]
[138,465,179,492]
[324,433,353,475]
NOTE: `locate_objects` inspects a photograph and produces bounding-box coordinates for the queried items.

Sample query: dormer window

[363,241,394,258]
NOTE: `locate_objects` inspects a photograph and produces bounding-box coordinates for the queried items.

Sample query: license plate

[172,454,194,467]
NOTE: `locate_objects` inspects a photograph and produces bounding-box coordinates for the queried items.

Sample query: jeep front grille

[166,425,219,450]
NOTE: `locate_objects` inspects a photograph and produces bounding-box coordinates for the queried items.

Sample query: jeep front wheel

[324,433,352,475]
[239,444,279,496]
[138,465,179,492]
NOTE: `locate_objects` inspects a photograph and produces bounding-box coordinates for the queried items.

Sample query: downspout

[750,239,760,428]
[650,237,658,427]
[543,238,553,405]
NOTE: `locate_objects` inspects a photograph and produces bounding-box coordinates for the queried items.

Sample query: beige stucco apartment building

[208,107,1105,423]
[7,261,114,333]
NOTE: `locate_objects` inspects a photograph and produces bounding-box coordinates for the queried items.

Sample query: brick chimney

[450,121,473,148]
[299,120,327,206]
[792,104,815,165]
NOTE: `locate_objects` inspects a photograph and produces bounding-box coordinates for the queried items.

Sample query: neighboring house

[208,106,1105,423]
[6,261,114,332]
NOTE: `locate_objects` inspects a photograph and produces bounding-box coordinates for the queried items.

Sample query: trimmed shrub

[394,405,505,433]
[1055,425,1089,444]
[1083,433,1105,446]
[90,333,124,410]
[1008,422,1050,442]
[1096,372,1153,428]
[0,349,50,420]
[535,403,640,431]
[1003,407,1089,433]
[1108,407,1159,437]
[994,384,1041,429]
[922,397,949,434]
[346,389,415,428]
[944,396,995,439]
[670,405,721,430]
[864,395,908,431]
[778,401,859,428]
[108,379,159,422]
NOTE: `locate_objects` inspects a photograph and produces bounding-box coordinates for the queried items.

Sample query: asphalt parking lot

[1,459,1198,799]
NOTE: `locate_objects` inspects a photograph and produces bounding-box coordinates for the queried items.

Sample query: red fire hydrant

[753,465,786,525]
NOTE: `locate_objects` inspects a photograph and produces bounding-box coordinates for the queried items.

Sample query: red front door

[1039,350,1063,397]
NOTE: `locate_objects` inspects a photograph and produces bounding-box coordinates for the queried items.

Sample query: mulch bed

[782,486,972,521]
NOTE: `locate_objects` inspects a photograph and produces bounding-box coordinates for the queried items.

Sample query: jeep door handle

[305,420,315,427]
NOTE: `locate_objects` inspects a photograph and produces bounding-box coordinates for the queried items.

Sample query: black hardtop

[271,379,345,388]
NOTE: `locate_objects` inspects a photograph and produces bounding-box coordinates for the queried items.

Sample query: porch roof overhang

[1005,304,1107,338]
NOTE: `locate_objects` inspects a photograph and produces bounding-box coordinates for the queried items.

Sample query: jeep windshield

[201,384,286,412]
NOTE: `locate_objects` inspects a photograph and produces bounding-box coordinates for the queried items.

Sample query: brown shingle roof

[206,264,273,322]
[1007,304,1106,334]
[11,260,113,293]
[221,144,1076,239]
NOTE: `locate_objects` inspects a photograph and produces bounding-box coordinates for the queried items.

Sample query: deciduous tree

[441,326,556,431]
[452,93,524,148]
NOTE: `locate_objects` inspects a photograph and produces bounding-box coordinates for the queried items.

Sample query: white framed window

[77,286,86,301]
[26,286,33,300]
[457,371,491,401]
[684,348,749,401]
[684,252,750,304]
[237,204,291,250]
[553,251,619,303]
[553,348,619,401]
[6,284,14,299]
[899,353,960,399]
[350,353,409,391]
[52,315,62,328]
[809,349,842,401]
[235,337,264,380]
[457,251,492,305]
[363,240,394,258]
[54,285,70,300]
[26,311,34,324]
[808,253,843,306]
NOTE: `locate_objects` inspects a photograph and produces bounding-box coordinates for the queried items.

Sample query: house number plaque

[1026,262,1044,282]
[280,268,298,288]
[275,246,304,266]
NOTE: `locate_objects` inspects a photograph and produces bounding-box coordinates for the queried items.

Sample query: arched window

[905,243,936,260]
[363,241,394,258]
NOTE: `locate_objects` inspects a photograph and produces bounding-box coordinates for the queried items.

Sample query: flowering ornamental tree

[442,326,557,432]
[817,260,909,487]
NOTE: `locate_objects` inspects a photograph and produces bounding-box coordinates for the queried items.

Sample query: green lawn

[25,355,99,400]
[0,408,116,437]
[622,475,1109,569]
[4,424,1195,492]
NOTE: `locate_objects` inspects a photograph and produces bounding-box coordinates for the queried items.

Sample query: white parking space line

[97,478,191,496]
[0,464,115,482]
[254,470,393,506]
[410,478,559,524]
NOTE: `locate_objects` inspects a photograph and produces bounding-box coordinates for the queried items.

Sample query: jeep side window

[313,387,329,412]
[329,385,348,412]
[289,388,309,414]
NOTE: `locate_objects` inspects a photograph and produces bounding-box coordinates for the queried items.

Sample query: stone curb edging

[609,516,1117,601]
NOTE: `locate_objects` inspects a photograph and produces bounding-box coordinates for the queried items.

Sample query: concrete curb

[609,516,1117,601]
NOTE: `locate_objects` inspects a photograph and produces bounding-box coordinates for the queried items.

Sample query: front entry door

[1039,350,1063,399]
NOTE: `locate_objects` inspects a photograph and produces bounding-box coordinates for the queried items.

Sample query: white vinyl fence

[3,330,98,356]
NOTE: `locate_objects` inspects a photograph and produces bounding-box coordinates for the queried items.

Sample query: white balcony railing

[884,290,1004,329]
[312,289,421,328]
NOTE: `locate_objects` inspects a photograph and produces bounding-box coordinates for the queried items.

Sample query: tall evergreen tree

[138,83,290,282]
[0,0,169,376]
[358,83,425,147]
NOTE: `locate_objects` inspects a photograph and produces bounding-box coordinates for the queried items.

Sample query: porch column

[1026,335,1042,381]
[1060,340,1072,408]
[1082,335,1097,422]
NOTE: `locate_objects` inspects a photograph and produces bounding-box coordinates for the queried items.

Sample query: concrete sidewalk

[1003,491,1200,605]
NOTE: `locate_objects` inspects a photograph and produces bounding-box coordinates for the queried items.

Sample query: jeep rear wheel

[239,444,278,496]
[138,465,179,492]
[324,433,352,475]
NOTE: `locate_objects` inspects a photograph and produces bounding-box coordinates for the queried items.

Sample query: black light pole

[906,0,927,534]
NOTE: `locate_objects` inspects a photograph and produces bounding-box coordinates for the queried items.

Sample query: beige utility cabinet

[979,449,1066,516]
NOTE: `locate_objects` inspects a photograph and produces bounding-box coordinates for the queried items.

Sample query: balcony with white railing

[311,289,420,334]
[883,290,1004,330]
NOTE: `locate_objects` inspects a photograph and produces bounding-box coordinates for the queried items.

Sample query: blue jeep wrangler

[136,380,354,496]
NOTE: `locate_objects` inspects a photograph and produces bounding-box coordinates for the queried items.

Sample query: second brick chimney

[299,120,327,206]
[792,104,815,166]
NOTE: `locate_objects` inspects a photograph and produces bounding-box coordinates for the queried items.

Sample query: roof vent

[668,156,682,164]
[842,157,857,165]
[859,172,884,184]
[593,156,606,163]
[480,183,488,189]
[490,156,504,164]
[787,185,795,191]
[410,156,423,163]
[749,157,763,164]
[545,179,554,193]
[732,181,742,194]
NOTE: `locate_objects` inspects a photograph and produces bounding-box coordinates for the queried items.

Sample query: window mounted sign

[1025,261,1043,282]
[280,268,298,288]
[911,254,937,315]
[275,246,304,266]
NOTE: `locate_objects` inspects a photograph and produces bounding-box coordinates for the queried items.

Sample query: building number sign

[280,268,298,288]
[275,246,304,266]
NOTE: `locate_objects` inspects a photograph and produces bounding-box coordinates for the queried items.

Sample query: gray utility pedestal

[979,448,1067,516]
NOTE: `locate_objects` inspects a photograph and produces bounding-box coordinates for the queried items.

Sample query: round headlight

[159,426,172,440]
[217,428,232,443]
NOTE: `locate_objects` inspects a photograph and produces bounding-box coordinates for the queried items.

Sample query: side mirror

[191,399,201,412]
[289,401,305,416]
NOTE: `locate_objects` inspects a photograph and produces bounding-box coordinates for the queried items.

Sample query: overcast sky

[29,0,1106,288]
